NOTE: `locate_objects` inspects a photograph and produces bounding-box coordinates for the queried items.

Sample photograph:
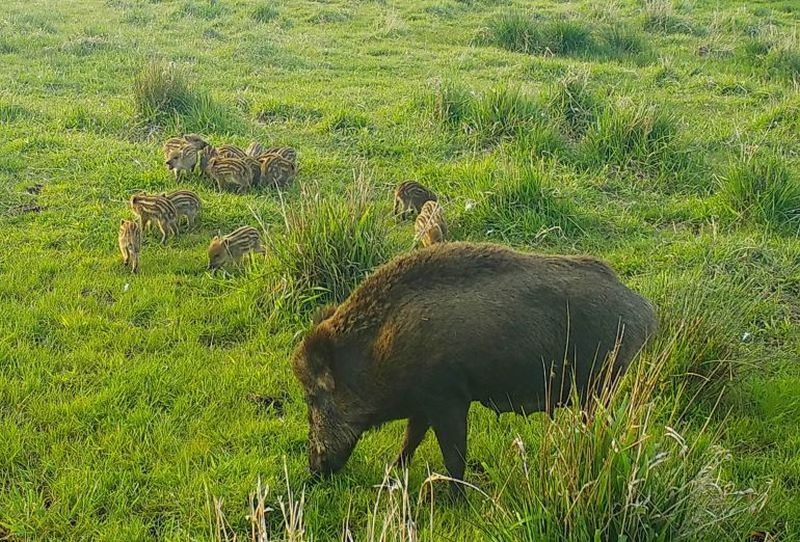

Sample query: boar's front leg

[430,403,469,499]
[394,415,429,470]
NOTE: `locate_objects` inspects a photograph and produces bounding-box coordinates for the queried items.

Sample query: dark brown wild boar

[292,242,657,496]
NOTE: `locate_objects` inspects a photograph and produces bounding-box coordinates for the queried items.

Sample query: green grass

[485,13,595,56]
[484,11,649,60]
[719,150,800,232]
[259,177,398,319]
[580,101,697,188]
[251,4,280,24]
[133,62,197,123]
[477,350,768,541]
[1,0,799,540]
[547,71,599,139]
[641,0,697,35]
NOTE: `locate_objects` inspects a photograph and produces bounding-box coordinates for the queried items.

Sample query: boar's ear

[300,327,336,391]
[311,304,337,326]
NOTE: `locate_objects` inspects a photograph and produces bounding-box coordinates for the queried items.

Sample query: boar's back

[325,242,656,413]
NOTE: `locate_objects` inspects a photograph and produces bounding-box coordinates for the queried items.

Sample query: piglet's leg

[430,403,469,499]
[394,415,429,470]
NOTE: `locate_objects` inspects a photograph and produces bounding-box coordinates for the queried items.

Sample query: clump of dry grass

[210,464,307,542]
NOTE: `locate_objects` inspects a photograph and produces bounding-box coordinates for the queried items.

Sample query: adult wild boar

[292,242,657,494]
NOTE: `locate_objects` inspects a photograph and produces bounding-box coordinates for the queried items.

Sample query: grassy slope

[0,0,798,539]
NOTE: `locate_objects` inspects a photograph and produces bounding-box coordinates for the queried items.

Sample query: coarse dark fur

[292,242,657,496]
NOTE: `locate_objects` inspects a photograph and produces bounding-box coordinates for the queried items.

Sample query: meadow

[1,0,799,539]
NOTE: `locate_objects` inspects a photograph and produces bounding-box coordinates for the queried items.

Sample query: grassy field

[1,0,799,539]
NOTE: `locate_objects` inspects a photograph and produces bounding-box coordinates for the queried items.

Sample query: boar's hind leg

[394,415,430,470]
[430,404,469,499]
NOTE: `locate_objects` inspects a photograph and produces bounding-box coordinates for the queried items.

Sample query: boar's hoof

[448,481,468,502]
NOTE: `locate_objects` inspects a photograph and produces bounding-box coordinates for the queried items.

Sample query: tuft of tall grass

[378,8,409,37]
[460,161,584,243]
[0,102,31,124]
[485,13,595,56]
[718,150,800,231]
[251,4,279,24]
[547,71,600,139]
[260,174,397,318]
[427,79,473,128]
[765,43,800,82]
[132,62,195,122]
[181,0,225,20]
[755,95,800,135]
[743,30,800,82]
[601,21,648,57]
[322,108,372,134]
[642,0,694,34]
[0,38,17,54]
[643,270,765,404]
[478,347,768,541]
[426,82,546,146]
[744,37,772,57]
[467,86,544,145]
[581,101,694,185]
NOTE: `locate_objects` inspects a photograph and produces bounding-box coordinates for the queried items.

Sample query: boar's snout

[308,448,334,476]
[306,403,358,476]
[308,440,355,476]
[295,334,361,477]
